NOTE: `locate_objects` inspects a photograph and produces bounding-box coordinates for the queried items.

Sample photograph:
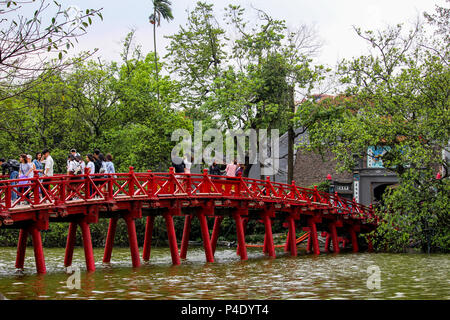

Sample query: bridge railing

[0,168,375,221]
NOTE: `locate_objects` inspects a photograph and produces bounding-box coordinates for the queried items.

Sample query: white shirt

[44,155,54,176]
[80,161,86,173]
[67,160,79,174]
[86,161,95,175]
[183,157,192,173]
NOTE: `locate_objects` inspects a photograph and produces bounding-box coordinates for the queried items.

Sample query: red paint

[263,212,275,257]
[234,213,248,261]
[198,211,214,263]
[125,215,140,268]
[164,213,180,265]
[103,217,118,264]
[210,216,223,255]
[284,229,290,252]
[79,219,95,272]
[15,228,28,269]
[142,216,155,261]
[368,235,374,253]
[236,218,248,256]
[325,233,331,253]
[30,226,46,274]
[180,215,192,259]
[329,222,340,254]
[64,221,77,267]
[1,170,377,273]
[306,233,311,253]
[308,218,320,255]
[288,216,297,257]
[350,226,359,253]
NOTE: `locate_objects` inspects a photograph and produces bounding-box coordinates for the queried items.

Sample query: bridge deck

[0,168,377,274]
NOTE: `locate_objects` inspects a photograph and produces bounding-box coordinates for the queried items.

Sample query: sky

[62,0,444,67]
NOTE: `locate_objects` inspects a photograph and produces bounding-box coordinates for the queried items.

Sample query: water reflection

[0,246,448,300]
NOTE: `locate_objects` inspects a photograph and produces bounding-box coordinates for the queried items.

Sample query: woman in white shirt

[86,154,95,175]
[85,154,96,198]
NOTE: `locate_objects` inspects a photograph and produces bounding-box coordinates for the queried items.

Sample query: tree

[149,0,173,105]
[166,3,322,178]
[165,1,225,118]
[0,0,103,101]
[295,10,450,252]
[65,59,120,140]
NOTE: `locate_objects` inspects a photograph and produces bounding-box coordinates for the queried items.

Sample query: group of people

[66,149,115,176]
[209,159,245,177]
[171,155,245,178]
[0,148,115,203]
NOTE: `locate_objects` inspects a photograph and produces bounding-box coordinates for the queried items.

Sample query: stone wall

[293,149,353,187]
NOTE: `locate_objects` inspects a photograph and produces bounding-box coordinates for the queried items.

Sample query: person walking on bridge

[85,154,96,198]
[42,149,54,194]
[18,154,32,204]
[105,154,116,177]
[225,159,238,194]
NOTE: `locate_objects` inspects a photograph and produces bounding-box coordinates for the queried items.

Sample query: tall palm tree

[149,0,174,104]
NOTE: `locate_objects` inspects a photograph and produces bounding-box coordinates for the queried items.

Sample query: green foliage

[375,170,450,253]
[308,180,331,193]
[295,10,450,252]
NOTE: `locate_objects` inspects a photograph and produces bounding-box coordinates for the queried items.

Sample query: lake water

[0,246,448,300]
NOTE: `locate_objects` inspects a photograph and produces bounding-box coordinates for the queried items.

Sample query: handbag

[18,174,29,185]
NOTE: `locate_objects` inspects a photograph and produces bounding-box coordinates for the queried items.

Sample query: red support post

[33,171,40,204]
[236,218,248,256]
[15,228,28,269]
[64,222,78,267]
[350,226,359,253]
[128,166,135,197]
[103,217,118,264]
[324,233,331,253]
[263,231,268,254]
[308,218,320,255]
[146,170,154,197]
[142,216,155,261]
[210,216,223,255]
[263,212,275,258]
[164,213,180,265]
[198,211,214,263]
[79,219,95,272]
[180,215,192,259]
[125,215,140,268]
[329,221,340,254]
[287,216,297,257]
[368,235,374,253]
[30,226,46,274]
[284,229,290,252]
[306,233,311,253]
[233,212,248,261]
[168,167,175,194]
[5,181,11,209]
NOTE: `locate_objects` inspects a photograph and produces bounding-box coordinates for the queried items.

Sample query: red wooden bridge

[0,168,377,274]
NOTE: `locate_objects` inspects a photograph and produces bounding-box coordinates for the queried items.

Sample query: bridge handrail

[0,168,376,221]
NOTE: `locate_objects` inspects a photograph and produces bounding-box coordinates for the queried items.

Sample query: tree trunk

[153,8,160,105]
[287,86,295,184]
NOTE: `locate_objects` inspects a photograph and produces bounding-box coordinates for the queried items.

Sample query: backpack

[7,159,20,172]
